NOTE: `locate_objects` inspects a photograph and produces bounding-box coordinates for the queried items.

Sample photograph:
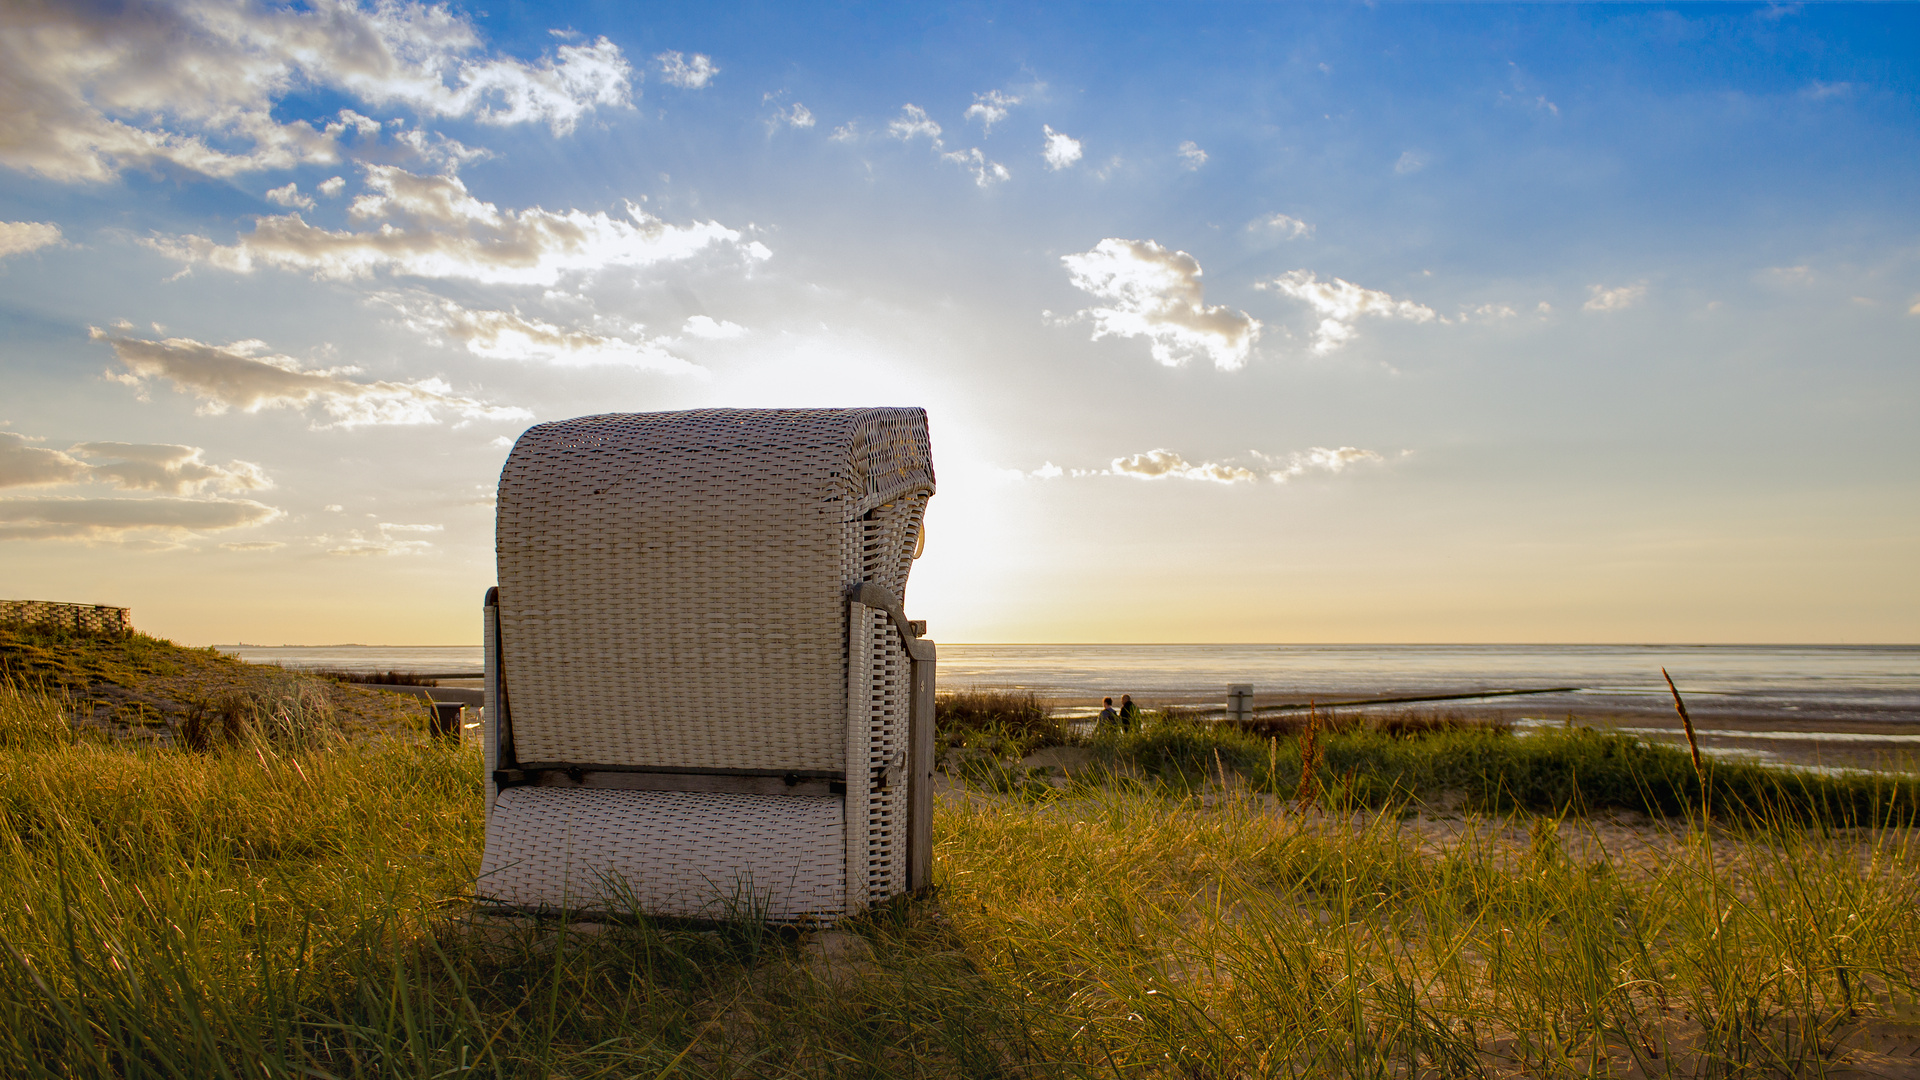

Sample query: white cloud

[1042,125,1082,170]
[941,147,1010,187]
[0,221,63,257]
[95,330,529,428]
[1584,282,1647,312]
[1395,150,1429,174]
[965,90,1019,133]
[655,51,718,89]
[0,495,280,542]
[1461,303,1517,321]
[1248,213,1312,240]
[829,121,860,143]
[1257,446,1383,482]
[0,432,267,494]
[681,315,746,339]
[1177,141,1208,170]
[888,104,943,143]
[150,166,750,286]
[772,102,814,130]
[1761,266,1814,286]
[1110,449,1256,484]
[317,176,346,197]
[325,521,440,556]
[881,104,1007,185]
[0,0,633,183]
[1020,444,1390,486]
[264,182,314,210]
[374,292,699,372]
[1259,270,1436,354]
[1062,239,1260,370]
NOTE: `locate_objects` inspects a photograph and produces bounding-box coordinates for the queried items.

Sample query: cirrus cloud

[1061,238,1260,370]
[95,330,529,428]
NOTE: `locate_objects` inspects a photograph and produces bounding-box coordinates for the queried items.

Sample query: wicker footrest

[477,787,847,920]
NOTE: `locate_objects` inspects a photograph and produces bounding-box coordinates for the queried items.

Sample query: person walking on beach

[1118,694,1141,734]
[1097,697,1118,734]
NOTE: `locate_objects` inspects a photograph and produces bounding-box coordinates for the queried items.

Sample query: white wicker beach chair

[477,408,936,922]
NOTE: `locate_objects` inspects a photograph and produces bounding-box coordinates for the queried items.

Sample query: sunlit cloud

[373,292,700,372]
[96,330,530,428]
[1395,150,1429,174]
[0,0,632,182]
[150,166,753,286]
[1042,125,1083,170]
[1177,141,1207,170]
[1584,282,1647,312]
[655,51,718,88]
[0,221,63,257]
[1110,449,1257,484]
[1061,238,1261,370]
[1260,270,1436,354]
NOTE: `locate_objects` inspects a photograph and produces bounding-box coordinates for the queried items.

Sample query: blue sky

[0,2,1914,644]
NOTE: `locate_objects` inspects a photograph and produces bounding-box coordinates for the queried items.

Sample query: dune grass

[3,680,1919,1077]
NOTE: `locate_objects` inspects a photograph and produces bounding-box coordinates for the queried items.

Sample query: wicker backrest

[495,408,933,773]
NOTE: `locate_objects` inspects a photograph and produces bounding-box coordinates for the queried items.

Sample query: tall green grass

[1103,716,1920,825]
[5,680,1919,1077]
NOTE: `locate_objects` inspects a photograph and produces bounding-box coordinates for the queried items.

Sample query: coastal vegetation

[0,664,1917,1076]
[0,623,430,741]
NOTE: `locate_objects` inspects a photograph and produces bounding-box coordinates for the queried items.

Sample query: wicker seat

[477,408,936,921]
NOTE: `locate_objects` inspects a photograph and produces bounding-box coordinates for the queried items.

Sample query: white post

[1227,683,1254,724]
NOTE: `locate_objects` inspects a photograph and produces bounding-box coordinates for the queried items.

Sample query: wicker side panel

[478,788,846,920]
[496,408,932,773]
[844,494,927,908]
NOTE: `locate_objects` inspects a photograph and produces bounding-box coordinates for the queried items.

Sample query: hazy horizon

[3,3,1916,647]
